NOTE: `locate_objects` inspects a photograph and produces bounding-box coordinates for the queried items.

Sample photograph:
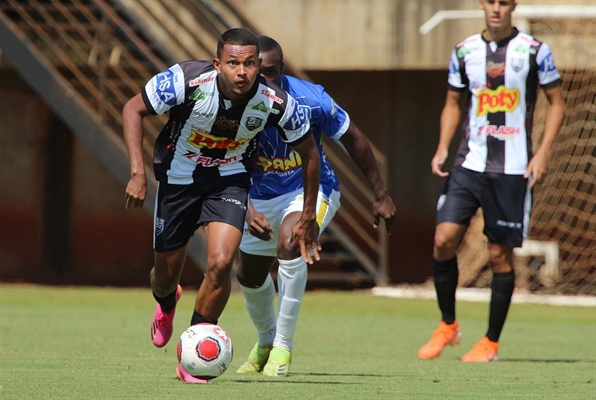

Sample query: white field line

[371,286,596,307]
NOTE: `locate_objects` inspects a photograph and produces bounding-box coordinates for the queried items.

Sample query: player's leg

[235,195,286,373]
[189,177,251,326]
[191,221,242,323]
[150,182,200,348]
[462,173,528,362]
[264,189,339,377]
[235,251,277,373]
[419,167,479,359]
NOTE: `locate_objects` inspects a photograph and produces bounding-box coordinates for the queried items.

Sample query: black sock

[191,310,218,326]
[487,270,515,342]
[432,257,459,324]
[153,289,177,314]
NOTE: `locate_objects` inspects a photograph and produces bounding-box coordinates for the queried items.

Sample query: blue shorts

[435,166,531,248]
[153,175,250,252]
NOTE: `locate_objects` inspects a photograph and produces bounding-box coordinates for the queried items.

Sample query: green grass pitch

[0,284,594,399]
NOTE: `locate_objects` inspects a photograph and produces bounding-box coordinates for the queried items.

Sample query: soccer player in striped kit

[418,0,565,362]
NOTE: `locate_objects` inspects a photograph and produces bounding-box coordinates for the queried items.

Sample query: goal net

[457,18,596,296]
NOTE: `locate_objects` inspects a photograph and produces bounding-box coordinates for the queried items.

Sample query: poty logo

[254,151,302,172]
[476,86,520,116]
[188,129,248,150]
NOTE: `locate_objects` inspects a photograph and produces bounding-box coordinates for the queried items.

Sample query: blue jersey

[250,75,350,199]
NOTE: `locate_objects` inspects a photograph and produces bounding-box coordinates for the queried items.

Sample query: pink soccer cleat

[150,285,182,348]
[176,364,209,384]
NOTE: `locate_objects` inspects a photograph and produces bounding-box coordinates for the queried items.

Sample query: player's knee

[433,231,458,258]
[236,268,268,288]
[206,252,234,278]
[277,239,301,261]
[488,245,513,273]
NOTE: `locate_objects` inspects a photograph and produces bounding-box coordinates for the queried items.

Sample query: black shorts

[435,166,531,248]
[153,175,251,252]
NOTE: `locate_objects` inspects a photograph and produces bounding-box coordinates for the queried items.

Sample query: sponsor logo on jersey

[190,87,214,101]
[189,76,215,87]
[194,111,214,118]
[214,117,240,132]
[478,125,521,140]
[260,88,284,104]
[245,117,263,131]
[188,127,248,150]
[284,104,308,131]
[486,61,505,78]
[182,151,239,166]
[476,86,520,116]
[156,70,177,105]
[539,52,556,72]
[251,101,280,115]
[254,151,302,172]
[520,36,540,47]
[457,46,471,58]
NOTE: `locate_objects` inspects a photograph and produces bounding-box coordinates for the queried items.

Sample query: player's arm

[245,198,274,241]
[524,84,565,188]
[290,134,321,264]
[122,93,150,209]
[339,122,396,234]
[431,90,463,177]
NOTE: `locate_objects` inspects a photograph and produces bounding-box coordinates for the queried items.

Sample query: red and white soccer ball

[177,323,233,380]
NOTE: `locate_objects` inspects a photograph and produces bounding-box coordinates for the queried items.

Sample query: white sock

[274,256,307,352]
[240,274,276,348]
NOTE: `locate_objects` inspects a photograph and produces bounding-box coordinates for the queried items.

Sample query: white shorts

[239,188,341,257]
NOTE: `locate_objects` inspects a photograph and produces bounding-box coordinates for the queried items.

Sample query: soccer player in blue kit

[235,36,396,376]
[418,0,565,362]
[122,28,321,383]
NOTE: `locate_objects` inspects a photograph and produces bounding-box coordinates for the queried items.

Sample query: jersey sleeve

[141,63,187,115]
[276,94,311,146]
[536,43,562,88]
[447,48,467,92]
[317,89,350,141]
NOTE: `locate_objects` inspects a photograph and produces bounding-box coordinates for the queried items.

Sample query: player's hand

[431,149,449,177]
[125,174,147,209]
[247,211,274,241]
[524,151,549,189]
[373,192,397,234]
[291,217,321,264]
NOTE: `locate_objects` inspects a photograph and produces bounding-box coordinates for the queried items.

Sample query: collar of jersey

[481,27,519,47]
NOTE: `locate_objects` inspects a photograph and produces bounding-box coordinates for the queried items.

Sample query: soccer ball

[177,323,233,380]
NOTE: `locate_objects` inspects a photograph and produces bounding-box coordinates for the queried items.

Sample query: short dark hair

[217,28,259,58]
[257,35,283,61]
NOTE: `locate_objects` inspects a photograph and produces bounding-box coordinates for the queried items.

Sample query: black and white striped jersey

[448,28,561,175]
[141,60,311,184]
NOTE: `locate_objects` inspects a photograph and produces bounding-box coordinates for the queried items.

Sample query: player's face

[480,0,516,33]
[213,44,260,101]
[258,50,283,86]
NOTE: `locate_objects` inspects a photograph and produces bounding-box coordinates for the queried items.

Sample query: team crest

[511,57,524,72]
[245,116,263,131]
[155,217,165,236]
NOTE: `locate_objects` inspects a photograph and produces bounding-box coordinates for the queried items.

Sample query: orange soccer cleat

[461,336,499,362]
[418,321,462,360]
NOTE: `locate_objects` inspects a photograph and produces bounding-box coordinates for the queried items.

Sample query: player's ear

[213,58,221,73]
[280,61,285,74]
